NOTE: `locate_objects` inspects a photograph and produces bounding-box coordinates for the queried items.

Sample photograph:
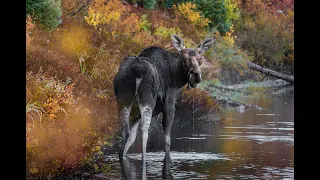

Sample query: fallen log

[247,61,294,83]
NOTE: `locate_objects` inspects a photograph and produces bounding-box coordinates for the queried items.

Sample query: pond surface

[103,87,294,179]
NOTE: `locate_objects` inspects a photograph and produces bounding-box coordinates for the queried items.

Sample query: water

[103,87,294,179]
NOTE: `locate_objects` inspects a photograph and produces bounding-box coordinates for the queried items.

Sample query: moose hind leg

[119,104,132,158]
[123,119,140,156]
[140,105,153,161]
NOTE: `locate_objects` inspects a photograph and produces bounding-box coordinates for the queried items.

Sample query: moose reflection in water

[119,153,173,179]
[113,34,214,176]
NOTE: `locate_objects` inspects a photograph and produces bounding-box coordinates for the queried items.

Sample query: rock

[237,105,245,113]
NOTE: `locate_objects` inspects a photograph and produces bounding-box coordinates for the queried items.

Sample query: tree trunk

[247,61,294,83]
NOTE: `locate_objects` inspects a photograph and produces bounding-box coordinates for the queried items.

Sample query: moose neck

[169,55,189,89]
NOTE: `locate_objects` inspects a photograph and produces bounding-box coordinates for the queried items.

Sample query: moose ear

[171,34,185,52]
[197,38,214,53]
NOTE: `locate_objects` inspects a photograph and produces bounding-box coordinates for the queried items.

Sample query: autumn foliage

[26,15,35,47]
[26,0,293,177]
[235,0,294,74]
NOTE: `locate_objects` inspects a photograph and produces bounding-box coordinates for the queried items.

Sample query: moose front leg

[162,96,177,157]
[163,108,174,157]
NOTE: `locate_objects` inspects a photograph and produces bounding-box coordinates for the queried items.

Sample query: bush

[26,45,80,82]
[26,0,62,30]
[144,0,157,10]
[173,2,209,41]
[85,0,141,38]
[26,71,117,177]
[26,71,86,175]
[154,26,181,38]
[195,0,240,35]
[165,0,240,35]
[173,2,210,29]
[210,27,256,85]
[234,0,294,74]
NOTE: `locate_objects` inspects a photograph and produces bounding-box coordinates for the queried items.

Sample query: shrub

[85,0,141,38]
[132,31,157,46]
[211,27,255,85]
[85,0,126,28]
[26,45,80,82]
[235,0,294,74]
[168,2,209,41]
[26,0,62,31]
[26,71,115,177]
[195,0,226,34]
[154,26,181,38]
[173,2,210,29]
[138,14,151,33]
[144,0,157,10]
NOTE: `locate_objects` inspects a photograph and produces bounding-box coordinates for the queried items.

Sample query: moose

[113,34,214,161]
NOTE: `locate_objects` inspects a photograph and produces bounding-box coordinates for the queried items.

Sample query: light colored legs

[165,134,171,156]
[120,102,154,180]
[120,105,132,145]
[139,106,152,161]
[139,105,152,180]
[120,105,153,159]
[123,119,140,156]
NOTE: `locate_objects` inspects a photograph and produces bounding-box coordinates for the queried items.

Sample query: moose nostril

[194,73,202,82]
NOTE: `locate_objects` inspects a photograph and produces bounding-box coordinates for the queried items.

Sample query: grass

[26,101,46,127]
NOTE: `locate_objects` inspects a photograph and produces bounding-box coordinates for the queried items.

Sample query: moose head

[171,34,214,88]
